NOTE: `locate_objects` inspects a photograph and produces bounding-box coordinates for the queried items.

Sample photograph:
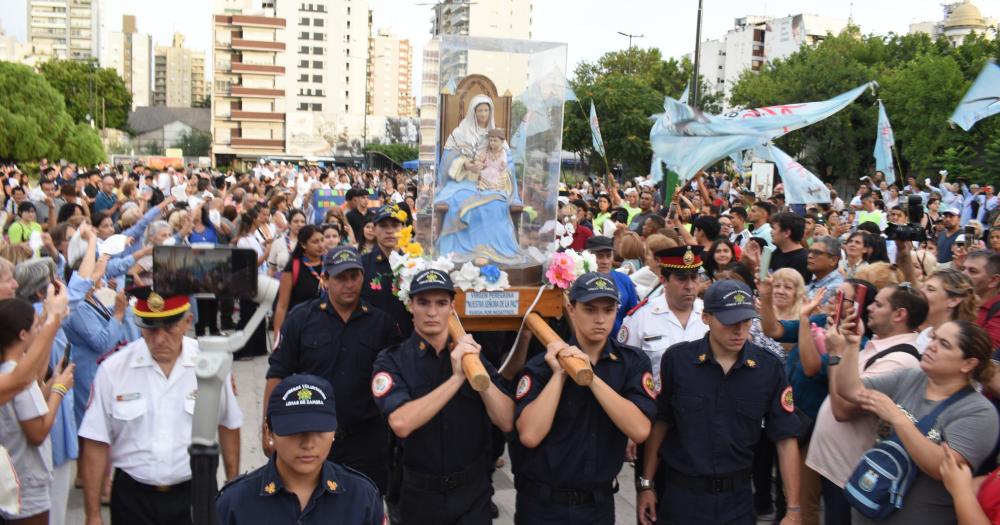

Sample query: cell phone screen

[851,284,868,334]
[153,246,258,298]
[965,226,976,239]
[832,290,845,325]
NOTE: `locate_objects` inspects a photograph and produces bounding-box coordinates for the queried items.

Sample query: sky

[2,0,992,98]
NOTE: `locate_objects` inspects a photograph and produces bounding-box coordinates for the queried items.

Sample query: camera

[153,245,259,298]
[885,195,926,242]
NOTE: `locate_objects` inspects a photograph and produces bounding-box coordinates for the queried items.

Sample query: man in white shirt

[79,289,242,525]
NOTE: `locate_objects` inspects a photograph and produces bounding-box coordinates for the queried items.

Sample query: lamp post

[691,0,704,107]
[616,31,644,74]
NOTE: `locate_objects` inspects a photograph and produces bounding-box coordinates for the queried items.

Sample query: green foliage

[0,61,105,165]
[364,143,418,165]
[729,28,1000,183]
[565,48,722,176]
[38,59,132,130]
[171,130,213,157]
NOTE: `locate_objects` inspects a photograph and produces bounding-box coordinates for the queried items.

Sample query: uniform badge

[371,372,393,398]
[115,393,141,402]
[327,480,338,491]
[264,481,276,494]
[697,353,706,363]
[515,375,532,401]
[746,359,757,368]
[682,247,695,265]
[859,470,878,492]
[148,292,165,312]
[780,385,795,413]
[641,372,657,398]
[616,326,628,344]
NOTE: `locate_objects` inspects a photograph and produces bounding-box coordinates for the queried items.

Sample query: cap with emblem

[703,280,758,325]
[568,271,619,304]
[372,204,405,225]
[584,235,614,253]
[654,245,703,274]
[408,269,455,297]
[267,374,338,436]
[322,245,363,276]
[131,286,190,328]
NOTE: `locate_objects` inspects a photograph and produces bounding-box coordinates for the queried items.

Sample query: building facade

[154,34,207,107]
[102,15,152,108]
[211,0,288,166]
[909,1,996,47]
[369,28,414,118]
[27,0,99,61]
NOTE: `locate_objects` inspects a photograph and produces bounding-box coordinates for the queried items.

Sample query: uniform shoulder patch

[626,297,648,316]
[781,385,795,413]
[641,371,657,399]
[515,375,532,401]
[371,372,394,398]
[616,325,629,344]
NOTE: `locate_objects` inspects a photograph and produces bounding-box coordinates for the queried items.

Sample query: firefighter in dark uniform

[265,245,401,493]
[512,271,656,524]
[217,374,384,524]
[636,280,802,525]
[371,269,514,525]
[361,204,413,336]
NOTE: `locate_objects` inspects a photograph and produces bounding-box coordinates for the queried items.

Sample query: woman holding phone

[234,205,273,360]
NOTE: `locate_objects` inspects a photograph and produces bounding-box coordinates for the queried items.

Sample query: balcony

[231,62,285,75]
[230,86,284,98]
[231,111,285,122]
[231,38,285,52]
[231,138,285,149]
[215,15,286,29]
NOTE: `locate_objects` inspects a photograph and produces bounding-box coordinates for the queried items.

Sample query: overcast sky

[2,0,991,98]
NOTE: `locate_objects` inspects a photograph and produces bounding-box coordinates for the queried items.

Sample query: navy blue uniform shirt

[361,248,414,336]
[658,334,799,476]
[372,333,510,475]
[216,457,384,525]
[513,338,656,489]
[267,297,401,428]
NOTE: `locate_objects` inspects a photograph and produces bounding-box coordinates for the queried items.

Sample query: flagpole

[891,145,905,185]
[577,98,612,187]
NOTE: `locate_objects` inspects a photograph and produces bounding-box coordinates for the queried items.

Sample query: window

[344,104,349,111]
[313,32,324,41]
[312,75,322,82]
[299,32,309,40]
[345,76,349,84]
[316,89,324,97]
[299,60,309,67]
[344,90,349,98]
[345,62,349,70]
[312,46,324,55]
[299,74,308,82]
[298,102,309,110]
[312,61,323,68]
[299,17,309,25]
[299,45,309,54]
[314,18,324,27]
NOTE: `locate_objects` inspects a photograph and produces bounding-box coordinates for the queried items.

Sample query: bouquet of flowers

[389,250,454,305]
[544,249,597,289]
[451,261,510,292]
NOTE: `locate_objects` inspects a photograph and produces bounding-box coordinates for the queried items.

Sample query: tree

[364,143,418,165]
[0,61,104,165]
[172,130,213,156]
[38,59,132,130]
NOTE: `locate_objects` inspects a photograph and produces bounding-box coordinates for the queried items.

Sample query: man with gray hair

[805,235,844,303]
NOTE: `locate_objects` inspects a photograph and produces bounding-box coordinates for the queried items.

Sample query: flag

[761,144,831,205]
[589,101,606,158]
[565,85,578,102]
[950,60,1000,132]
[442,77,457,95]
[679,82,690,106]
[650,155,664,183]
[873,100,897,185]
[649,82,874,182]
[730,151,746,174]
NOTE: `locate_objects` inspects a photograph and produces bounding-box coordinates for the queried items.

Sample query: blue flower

[481,265,501,284]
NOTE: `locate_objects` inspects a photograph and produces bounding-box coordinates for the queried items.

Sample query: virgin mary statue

[435,94,523,264]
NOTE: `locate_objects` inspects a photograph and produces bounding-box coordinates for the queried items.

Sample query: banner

[762,144,831,205]
[311,189,380,223]
[589,101,606,158]
[873,100,897,185]
[950,60,1000,132]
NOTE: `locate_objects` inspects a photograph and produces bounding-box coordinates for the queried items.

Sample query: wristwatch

[828,355,842,366]
[637,477,654,491]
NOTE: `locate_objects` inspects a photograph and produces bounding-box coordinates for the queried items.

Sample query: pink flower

[546,252,576,289]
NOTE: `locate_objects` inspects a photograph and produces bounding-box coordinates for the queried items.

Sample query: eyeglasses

[807,249,834,257]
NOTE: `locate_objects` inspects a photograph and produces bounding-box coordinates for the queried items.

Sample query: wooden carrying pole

[524,312,594,386]
[447,315,491,392]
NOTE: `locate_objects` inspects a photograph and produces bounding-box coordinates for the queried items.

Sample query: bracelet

[52,383,69,396]
[786,506,802,512]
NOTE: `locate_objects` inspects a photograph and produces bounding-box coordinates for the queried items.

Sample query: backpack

[844,387,972,520]
[863,344,921,371]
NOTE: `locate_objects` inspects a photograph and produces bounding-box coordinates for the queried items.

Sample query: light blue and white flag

[679,81,690,106]
[950,60,1000,132]
[730,151,747,174]
[873,100,897,185]
[762,144,831,205]
[650,155,664,183]
[590,101,606,158]
[650,82,874,181]
[565,85,578,102]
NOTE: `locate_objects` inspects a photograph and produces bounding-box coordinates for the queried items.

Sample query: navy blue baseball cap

[267,374,338,436]
[569,272,619,304]
[322,246,363,276]
[585,235,614,253]
[372,204,404,225]
[704,280,758,325]
[409,269,454,297]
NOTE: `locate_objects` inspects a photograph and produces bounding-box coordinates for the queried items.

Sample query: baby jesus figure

[473,128,510,193]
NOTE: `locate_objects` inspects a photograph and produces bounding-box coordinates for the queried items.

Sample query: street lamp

[616,31,644,75]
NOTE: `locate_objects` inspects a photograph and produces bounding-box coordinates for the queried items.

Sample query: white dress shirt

[78,336,242,486]
[617,296,708,393]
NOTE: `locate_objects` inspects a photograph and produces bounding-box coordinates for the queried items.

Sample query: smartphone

[153,245,258,298]
[59,342,72,371]
[832,289,845,325]
[850,284,869,334]
[965,225,976,241]
[759,245,774,281]
[668,204,678,220]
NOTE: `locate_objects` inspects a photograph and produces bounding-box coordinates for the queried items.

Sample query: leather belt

[666,468,751,493]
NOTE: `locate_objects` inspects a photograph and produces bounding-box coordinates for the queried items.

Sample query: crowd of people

[0,157,999,525]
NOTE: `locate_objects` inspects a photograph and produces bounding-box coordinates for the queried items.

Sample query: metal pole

[617,32,644,75]
[691,0,704,107]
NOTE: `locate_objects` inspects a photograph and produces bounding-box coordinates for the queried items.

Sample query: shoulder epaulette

[626,297,649,316]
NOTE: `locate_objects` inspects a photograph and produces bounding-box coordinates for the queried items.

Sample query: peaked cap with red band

[131,286,191,328]
[654,245,704,273]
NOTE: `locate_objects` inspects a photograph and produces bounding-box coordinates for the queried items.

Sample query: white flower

[451,261,480,291]
[559,235,574,248]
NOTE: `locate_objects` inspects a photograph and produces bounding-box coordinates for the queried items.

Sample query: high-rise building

[211,0,288,166]
[27,0,99,61]
[274,0,371,157]
[368,28,414,118]
[909,1,996,47]
[102,15,152,108]
[0,21,53,67]
[154,34,207,107]
[420,0,533,164]
[696,14,848,106]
